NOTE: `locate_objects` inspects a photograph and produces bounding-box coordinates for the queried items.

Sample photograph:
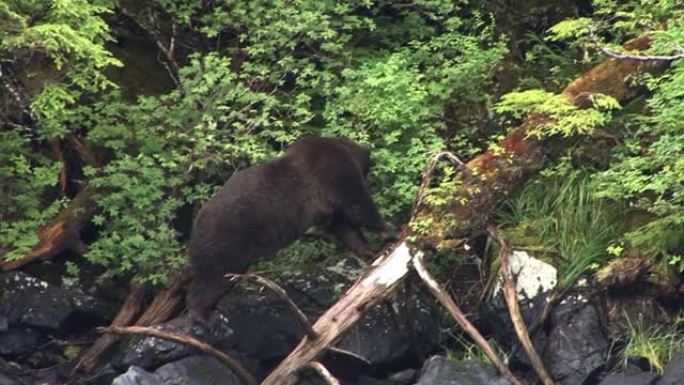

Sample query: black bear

[186,136,394,322]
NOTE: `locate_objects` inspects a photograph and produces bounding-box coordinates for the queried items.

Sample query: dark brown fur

[186,137,392,321]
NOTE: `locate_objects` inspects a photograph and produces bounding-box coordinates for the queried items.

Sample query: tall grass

[622,315,683,373]
[497,171,624,288]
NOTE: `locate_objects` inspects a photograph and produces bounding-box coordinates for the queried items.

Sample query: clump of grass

[445,334,507,364]
[622,316,683,374]
[497,170,624,288]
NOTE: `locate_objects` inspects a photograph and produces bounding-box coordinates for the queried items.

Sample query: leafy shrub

[2,0,507,283]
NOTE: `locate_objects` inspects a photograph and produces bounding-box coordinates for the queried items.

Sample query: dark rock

[0,271,116,331]
[386,369,417,384]
[0,372,22,385]
[358,376,395,385]
[74,364,120,385]
[112,356,242,385]
[543,293,608,385]
[413,356,512,385]
[0,358,22,385]
[295,372,328,385]
[281,264,439,366]
[335,291,438,365]
[599,371,659,385]
[659,352,684,385]
[215,292,303,364]
[155,355,243,385]
[0,325,41,355]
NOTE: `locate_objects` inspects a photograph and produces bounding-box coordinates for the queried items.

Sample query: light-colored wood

[488,225,554,385]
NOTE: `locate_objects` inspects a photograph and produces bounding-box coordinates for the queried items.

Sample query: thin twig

[227,273,318,340]
[487,225,554,385]
[410,151,468,220]
[117,6,182,89]
[412,252,523,385]
[306,362,341,385]
[588,27,684,62]
[97,325,258,385]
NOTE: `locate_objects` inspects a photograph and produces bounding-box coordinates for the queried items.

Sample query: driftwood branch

[97,325,258,385]
[227,273,317,340]
[261,242,414,385]
[410,151,467,219]
[411,252,522,385]
[487,225,554,385]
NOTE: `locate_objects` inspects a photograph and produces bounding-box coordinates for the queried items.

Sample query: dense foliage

[1,0,682,287]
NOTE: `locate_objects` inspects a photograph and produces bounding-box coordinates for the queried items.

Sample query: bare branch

[117,6,182,89]
[306,362,341,385]
[411,252,523,385]
[328,347,371,364]
[487,225,554,385]
[97,325,258,385]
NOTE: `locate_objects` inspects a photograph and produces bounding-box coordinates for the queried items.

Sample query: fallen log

[1,185,97,271]
[135,268,192,326]
[414,35,661,250]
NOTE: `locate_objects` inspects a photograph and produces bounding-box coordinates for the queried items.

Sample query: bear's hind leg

[186,269,232,324]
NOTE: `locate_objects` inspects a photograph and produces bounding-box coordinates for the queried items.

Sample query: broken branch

[487,225,554,385]
[411,252,522,385]
[261,242,414,385]
[1,185,97,271]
